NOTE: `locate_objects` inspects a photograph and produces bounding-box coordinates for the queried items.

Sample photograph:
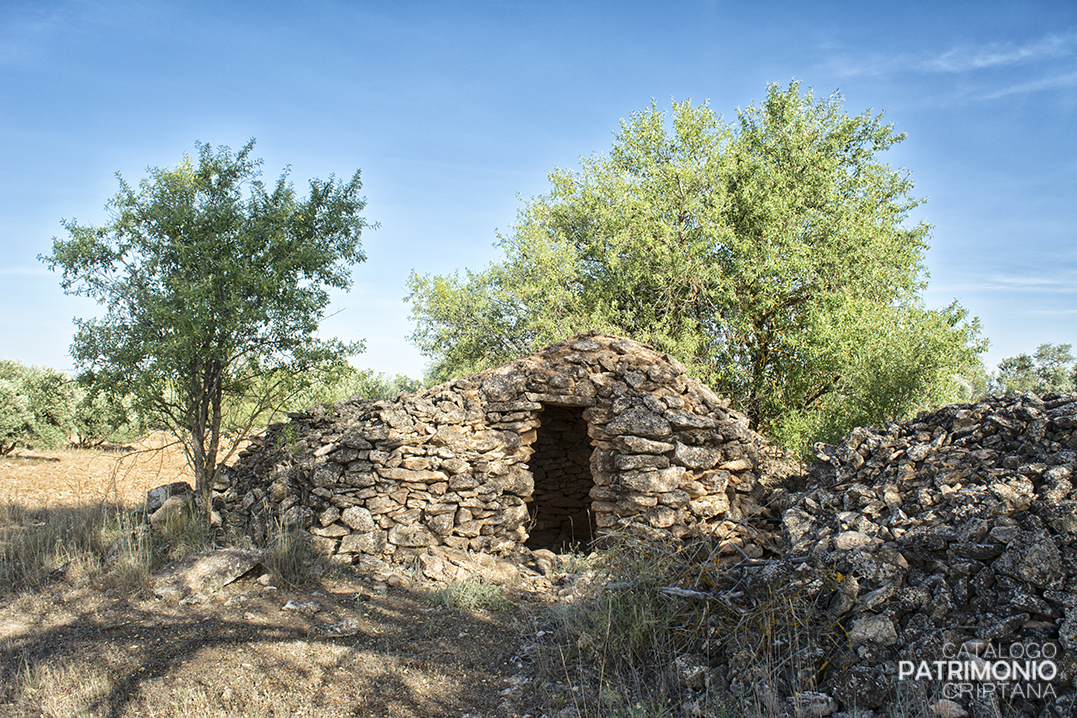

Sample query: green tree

[216,364,423,437]
[993,343,1075,394]
[407,82,986,450]
[0,360,78,453]
[71,382,147,448]
[0,362,34,455]
[42,140,373,514]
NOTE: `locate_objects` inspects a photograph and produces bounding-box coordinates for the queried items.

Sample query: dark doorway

[525,404,596,552]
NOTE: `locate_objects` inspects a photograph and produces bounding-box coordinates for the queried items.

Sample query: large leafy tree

[43,140,372,512]
[407,82,986,450]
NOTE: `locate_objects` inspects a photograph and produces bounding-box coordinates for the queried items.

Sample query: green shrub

[71,384,148,448]
[0,373,34,455]
[0,360,78,452]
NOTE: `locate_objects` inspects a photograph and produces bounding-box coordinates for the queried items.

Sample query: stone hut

[219,332,767,563]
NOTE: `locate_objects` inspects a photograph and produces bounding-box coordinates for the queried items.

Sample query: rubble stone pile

[218,333,770,568]
[776,391,1077,716]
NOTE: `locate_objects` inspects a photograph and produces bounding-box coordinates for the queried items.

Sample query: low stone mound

[777,392,1077,716]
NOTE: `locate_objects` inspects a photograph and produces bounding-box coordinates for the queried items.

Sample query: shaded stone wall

[219,333,767,568]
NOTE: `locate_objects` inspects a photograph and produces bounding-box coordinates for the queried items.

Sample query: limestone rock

[146,481,193,514]
[149,494,192,531]
[152,548,264,600]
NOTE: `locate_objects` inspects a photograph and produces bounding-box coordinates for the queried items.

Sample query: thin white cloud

[827,31,1077,78]
[937,274,1077,294]
[919,33,1075,73]
[981,71,1077,99]
[990,276,1067,288]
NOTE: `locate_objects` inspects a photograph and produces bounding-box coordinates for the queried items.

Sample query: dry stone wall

[219,333,767,566]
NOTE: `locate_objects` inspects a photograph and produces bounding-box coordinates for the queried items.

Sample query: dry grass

[0,442,544,718]
[420,580,512,612]
[0,499,220,595]
[534,530,942,718]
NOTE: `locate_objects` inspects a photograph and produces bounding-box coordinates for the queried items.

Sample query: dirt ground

[0,435,192,508]
[0,444,563,718]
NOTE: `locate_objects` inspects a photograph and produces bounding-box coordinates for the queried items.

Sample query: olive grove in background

[0,358,420,457]
[0,359,146,454]
[407,82,988,453]
[991,343,1077,395]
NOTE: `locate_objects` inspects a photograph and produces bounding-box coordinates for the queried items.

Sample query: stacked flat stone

[778,392,1077,716]
[218,333,768,566]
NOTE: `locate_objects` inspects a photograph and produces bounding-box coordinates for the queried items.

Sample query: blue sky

[1,1,1074,380]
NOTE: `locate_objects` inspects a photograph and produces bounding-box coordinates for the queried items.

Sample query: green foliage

[217,363,422,437]
[992,342,1076,395]
[41,140,373,506]
[71,382,148,448]
[280,364,424,411]
[772,301,987,448]
[0,360,78,453]
[0,364,34,455]
[407,82,986,451]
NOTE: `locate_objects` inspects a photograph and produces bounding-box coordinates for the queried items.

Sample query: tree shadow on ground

[0,554,538,717]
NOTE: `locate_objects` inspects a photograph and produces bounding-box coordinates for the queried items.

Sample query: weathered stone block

[340,506,376,532]
[311,464,338,488]
[647,506,676,528]
[339,530,386,554]
[388,525,436,548]
[310,522,349,538]
[664,410,717,429]
[614,435,675,454]
[689,496,729,518]
[672,443,722,469]
[606,406,672,438]
[620,466,685,493]
[281,505,314,530]
[375,467,449,482]
[425,512,455,536]
[994,530,1061,588]
[614,454,670,471]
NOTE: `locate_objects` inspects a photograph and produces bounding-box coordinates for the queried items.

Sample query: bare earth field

[0,435,191,508]
[0,444,553,718]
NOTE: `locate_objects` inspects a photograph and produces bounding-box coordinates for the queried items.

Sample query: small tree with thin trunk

[42,140,373,518]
